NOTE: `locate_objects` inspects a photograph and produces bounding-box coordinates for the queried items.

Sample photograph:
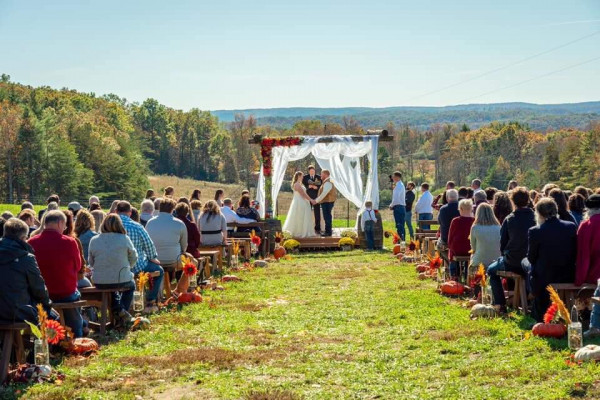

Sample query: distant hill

[212,101,600,131]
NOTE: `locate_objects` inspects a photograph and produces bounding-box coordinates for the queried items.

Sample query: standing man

[471,179,483,195]
[404,181,416,241]
[414,183,434,230]
[389,171,406,241]
[313,169,335,237]
[303,165,322,234]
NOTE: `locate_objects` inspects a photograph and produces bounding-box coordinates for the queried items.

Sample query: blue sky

[0,0,598,110]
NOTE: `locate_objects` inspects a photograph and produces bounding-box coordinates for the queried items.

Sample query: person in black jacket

[404,182,416,240]
[0,218,53,323]
[302,165,322,234]
[527,198,577,322]
[488,187,536,312]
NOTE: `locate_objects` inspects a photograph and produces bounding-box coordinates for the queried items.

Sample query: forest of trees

[0,75,598,205]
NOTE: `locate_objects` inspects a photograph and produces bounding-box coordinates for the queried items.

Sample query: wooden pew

[227,222,269,257]
[549,283,596,310]
[53,300,89,327]
[497,271,528,315]
[0,322,28,383]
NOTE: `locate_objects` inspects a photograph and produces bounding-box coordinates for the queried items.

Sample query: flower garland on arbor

[261,137,303,177]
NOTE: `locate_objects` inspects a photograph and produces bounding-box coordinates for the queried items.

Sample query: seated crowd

[0,187,261,336]
[430,179,600,336]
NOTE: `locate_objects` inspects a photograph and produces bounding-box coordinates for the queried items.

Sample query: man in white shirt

[388,171,406,241]
[221,198,255,225]
[471,179,483,195]
[414,182,434,230]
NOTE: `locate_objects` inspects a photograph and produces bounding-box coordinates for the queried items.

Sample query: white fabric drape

[256,135,380,219]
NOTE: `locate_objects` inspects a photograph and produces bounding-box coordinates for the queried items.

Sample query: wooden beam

[248,130,392,144]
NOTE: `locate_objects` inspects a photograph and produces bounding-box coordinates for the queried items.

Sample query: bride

[283,171,317,238]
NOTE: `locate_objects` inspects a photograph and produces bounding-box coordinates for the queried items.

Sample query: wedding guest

[487,187,536,313]
[89,202,102,212]
[91,209,106,233]
[153,197,162,216]
[548,188,577,224]
[88,196,100,209]
[109,200,120,214]
[568,193,586,227]
[389,172,406,241]
[507,180,518,191]
[88,214,137,324]
[28,210,84,337]
[527,198,577,322]
[471,179,483,195]
[164,186,175,198]
[130,207,140,223]
[18,209,37,237]
[437,189,460,249]
[145,198,187,268]
[199,200,228,246]
[177,197,195,223]
[221,198,254,227]
[214,189,225,207]
[578,195,600,338]
[414,183,433,230]
[38,194,60,220]
[470,203,501,269]
[190,189,201,202]
[145,189,155,199]
[485,187,498,204]
[175,202,201,258]
[236,195,260,232]
[574,186,590,200]
[405,182,416,240]
[458,187,469,200]
[473,190,488,213]
[361,201,377,250]
[447,199,475,278]
[0,218,53,323]
[432,181,455,210]
[74,209,97,262]
[140,199,155,227]
[493,191,513,224]
[191,200,203,224]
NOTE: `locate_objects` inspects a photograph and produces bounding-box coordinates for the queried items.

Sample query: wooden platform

[296,236,344,249]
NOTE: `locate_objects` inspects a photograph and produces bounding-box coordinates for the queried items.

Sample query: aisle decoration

[283,239,301,253]
[260,136,304,177]
[440,281,467,296]
[470,267,497,319]
[574,345,600,362]
[531,286,569,338]
[250,230,261,255]
[339,237,355,251]
[26,305,67,367]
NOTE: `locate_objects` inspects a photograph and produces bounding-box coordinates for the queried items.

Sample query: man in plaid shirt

[117,201,164,308]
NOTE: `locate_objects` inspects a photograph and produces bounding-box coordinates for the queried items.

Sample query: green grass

[9,247,600,400]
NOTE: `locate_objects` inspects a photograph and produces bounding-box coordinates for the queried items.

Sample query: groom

[302,165,322,234]
[312,169,336,237]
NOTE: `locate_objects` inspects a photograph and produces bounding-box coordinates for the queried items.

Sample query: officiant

[302,165,322,234]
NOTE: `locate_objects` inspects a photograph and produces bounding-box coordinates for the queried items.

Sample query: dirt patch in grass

[245,389,300,400]
[120,345,303,371]
[236,302,268,312]
[427,327,494,341]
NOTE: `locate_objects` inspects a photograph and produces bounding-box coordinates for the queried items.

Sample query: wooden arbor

[249,129,392,218]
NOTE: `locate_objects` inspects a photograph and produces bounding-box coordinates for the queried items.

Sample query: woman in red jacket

[578,195,600,338]
[174,202,201,258]
[448,199,475,279]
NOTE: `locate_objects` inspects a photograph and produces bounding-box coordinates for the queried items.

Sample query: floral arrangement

[274,232,283,244]
[283,239,301,250]
[384,230,401,245]
[339,237,355,247]
[341,230,358,239]
[137,272,152,291]
[407,240,419,252]
[428,253,442,270]
[547,285,571,325]
[181,255,198,277]
[250,230,262,246]
[282,231,293,241]
[26,305,67,345]
[261,137,303,176]
[231,240,241,256]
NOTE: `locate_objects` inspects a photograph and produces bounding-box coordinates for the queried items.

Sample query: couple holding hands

[283,165,336,238]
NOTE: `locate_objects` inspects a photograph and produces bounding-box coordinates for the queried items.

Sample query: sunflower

[183,263,198,277]
[408,240,418,252]
[250,230,262,246]
[45,320,66,345]
[428,253,442,269]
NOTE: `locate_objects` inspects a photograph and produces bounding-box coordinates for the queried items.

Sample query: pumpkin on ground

[574,345,600,362]
[418,272,427,280]
[178,292,203,304]
[531,323,567,338]
[273,246,286,260]
[254,260,268,268]
[222,275,242,282]
[470,304,497,319]
[64,338,99,355]
[440,281,466,296]
[416,264,428,273]
[131,317,151,331]
[393,244,402,255]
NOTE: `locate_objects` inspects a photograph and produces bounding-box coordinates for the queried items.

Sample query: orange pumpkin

[66,338,99,355]
[273,246,286,260]
[222,275,242,282]
[440,281,466,296]
[531,323,567,338]
[416,264,428,273]
[393,244,402,255]
[178,292,203,304]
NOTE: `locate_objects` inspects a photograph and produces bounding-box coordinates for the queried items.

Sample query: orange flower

[544,302,559,324]
[183,263,198,277]
[45,320,66,345]
[429,254,442,269]
[250,230,262,246]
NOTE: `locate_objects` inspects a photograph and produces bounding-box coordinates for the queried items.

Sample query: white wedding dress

[283,183,317,238]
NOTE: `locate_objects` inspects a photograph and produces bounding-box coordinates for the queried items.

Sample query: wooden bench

[452,255,471,284]
[498,271,528,315]
[53,300,88,327]
[0,322,28,383]
[198,249,222,273]
[80,286,131,335]
[228,238,251,261]
[549,283,596,311]
[227,222,269,257]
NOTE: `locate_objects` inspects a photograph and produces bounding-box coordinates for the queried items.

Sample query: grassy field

[9,247,600,399]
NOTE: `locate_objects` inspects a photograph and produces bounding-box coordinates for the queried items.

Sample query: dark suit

[528,217,577,321]
[302,173,322,232]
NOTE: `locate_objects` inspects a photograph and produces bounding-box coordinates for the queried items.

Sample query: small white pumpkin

[574,345,600,362]
[254,260,268,268]
[470,303,497,319]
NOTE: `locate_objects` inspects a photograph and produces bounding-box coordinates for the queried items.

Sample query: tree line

[0,75,598,205]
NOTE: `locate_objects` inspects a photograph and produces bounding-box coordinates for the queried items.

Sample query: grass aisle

[20,251,600,400]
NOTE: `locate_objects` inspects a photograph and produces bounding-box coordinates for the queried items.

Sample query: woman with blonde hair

[470,203,501,269]
[283,171,317,238]
[88,214,137,324]
[198,200,228,246]
[74,209,97,262]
